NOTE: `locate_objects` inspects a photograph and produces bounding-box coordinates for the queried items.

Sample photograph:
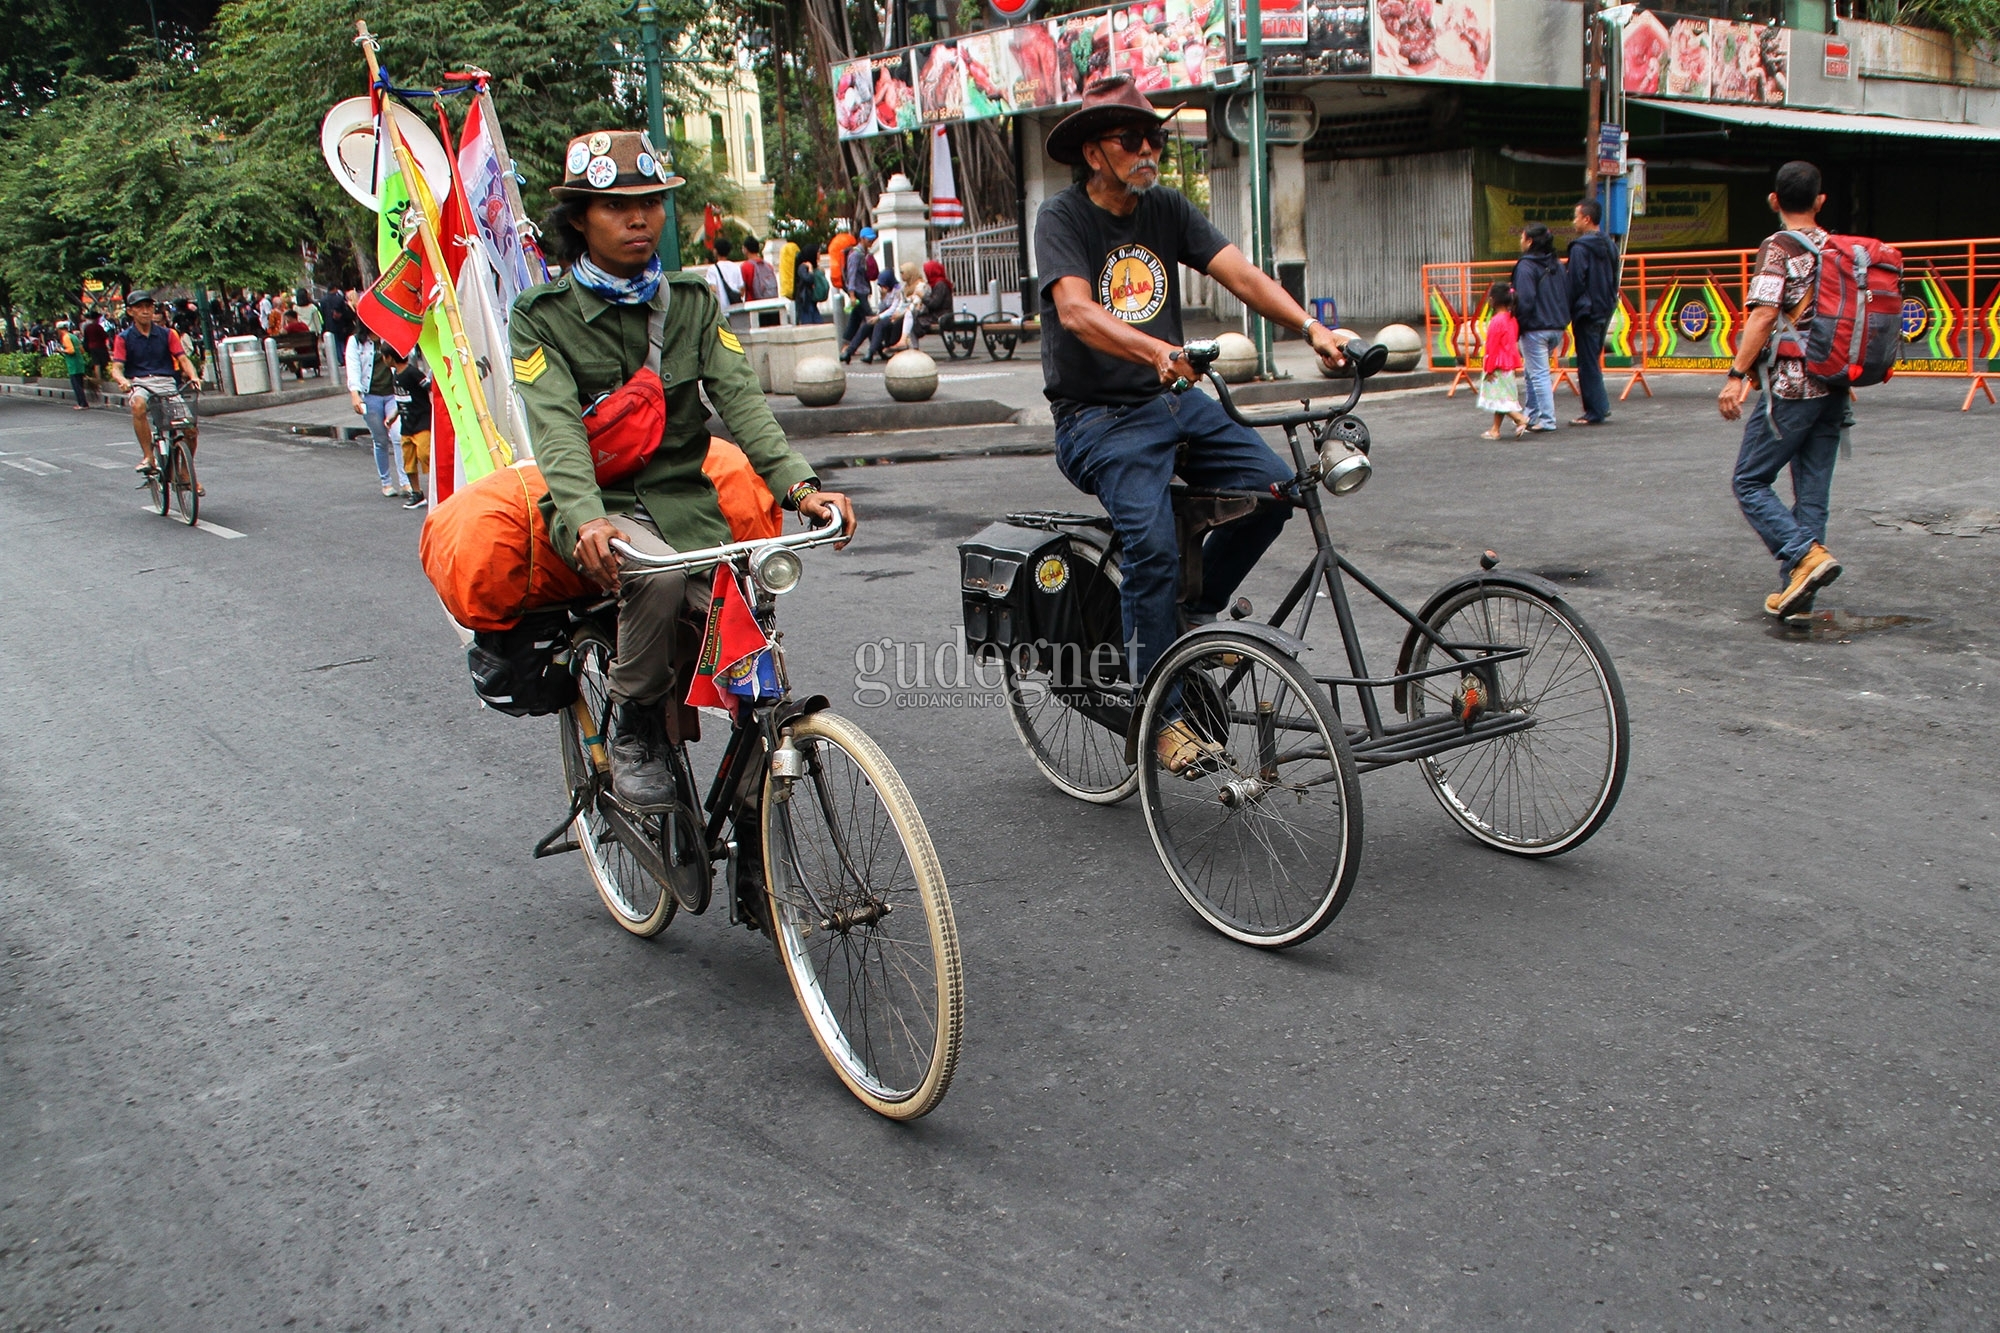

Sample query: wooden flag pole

[354,21,511,471]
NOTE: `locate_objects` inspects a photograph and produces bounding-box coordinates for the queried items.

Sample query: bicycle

[136,383,199,527]
[961,339,1630,949]
[534,514,964,1120]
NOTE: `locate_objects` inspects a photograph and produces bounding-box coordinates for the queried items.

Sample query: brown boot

[1767,543,1841,617]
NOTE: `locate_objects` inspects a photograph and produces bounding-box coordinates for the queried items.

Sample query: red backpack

[1768,229,1903,388]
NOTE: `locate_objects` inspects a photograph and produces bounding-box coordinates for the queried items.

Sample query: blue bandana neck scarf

[572,253,662,305]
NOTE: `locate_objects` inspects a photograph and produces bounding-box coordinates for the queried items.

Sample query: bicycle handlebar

[609,509,846,578]
[1179,337,1387,432]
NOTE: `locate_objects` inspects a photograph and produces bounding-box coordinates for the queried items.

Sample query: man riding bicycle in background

[510,128,855,812]
[109,290,203,492]
[1034,76,1348,772]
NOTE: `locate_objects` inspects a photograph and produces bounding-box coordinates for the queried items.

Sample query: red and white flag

[928,125,963,228]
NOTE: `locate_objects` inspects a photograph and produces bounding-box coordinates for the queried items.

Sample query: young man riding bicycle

[1034,76,1348,771]
[109,290,203,493]
[509,129,855,812]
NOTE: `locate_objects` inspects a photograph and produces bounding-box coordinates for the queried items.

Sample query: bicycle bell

[750,543,804,594]
[1317,415,1373,496]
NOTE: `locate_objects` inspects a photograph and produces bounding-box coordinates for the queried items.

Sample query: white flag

[929,125,963,228]
[457,96,535,310]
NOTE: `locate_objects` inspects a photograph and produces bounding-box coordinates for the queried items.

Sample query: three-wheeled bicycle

[959,339,1630,948]
[534,513,963,1119]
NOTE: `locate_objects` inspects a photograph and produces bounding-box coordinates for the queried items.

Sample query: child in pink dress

[1476,281,1529,439]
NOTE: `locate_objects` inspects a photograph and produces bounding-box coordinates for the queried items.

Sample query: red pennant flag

[429,380,455,504]
[685,569,772,710]
[357,245,430,357]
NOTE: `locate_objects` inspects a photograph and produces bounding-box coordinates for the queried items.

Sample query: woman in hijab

[910,259,954,345]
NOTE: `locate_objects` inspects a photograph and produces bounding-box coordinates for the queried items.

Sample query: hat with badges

[552,128,684,199]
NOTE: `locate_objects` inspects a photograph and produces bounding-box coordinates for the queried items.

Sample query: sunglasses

[1098,127,1168,155]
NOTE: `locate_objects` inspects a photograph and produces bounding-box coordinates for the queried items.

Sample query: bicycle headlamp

[1318,416,1372,496]
[750,545,803,594]
[1324,452,1372,496]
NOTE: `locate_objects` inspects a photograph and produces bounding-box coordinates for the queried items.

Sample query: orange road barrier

[1424,237,1999,411]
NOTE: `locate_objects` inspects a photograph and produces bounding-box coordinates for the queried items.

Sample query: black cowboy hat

[1045,75,1183,167]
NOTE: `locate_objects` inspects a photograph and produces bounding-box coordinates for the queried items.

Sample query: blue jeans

[1733,389,1847,575]
[1573,320,1609,422]
[362,393,399,488]
[840,295,873,359]
[794,297,825,325]
[1520,329,1562,429]
[1054,390,1294,685]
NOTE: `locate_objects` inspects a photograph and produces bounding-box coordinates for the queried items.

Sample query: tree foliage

[0,0,749,319]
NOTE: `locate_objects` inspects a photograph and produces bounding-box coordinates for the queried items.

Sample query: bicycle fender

[1125,620,1314,765]
[772,693,831,732]
[1393,570,1566,714]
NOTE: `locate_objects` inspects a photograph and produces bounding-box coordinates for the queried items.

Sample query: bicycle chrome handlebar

[609,509,846,578]
[1178,337,1387,432]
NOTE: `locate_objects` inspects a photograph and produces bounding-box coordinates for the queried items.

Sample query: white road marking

[80,457,127,469]
[134,509,246,539]
[2,457,67,475]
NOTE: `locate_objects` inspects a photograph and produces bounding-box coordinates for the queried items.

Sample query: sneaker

[402,491,426,510]
[1767,543,1842,618]
[381,483,397,497]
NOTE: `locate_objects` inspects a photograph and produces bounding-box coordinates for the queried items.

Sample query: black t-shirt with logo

[1034,184,1229,407]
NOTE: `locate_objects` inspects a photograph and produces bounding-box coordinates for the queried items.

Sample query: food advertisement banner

[1265,1,1371,77]
[843,3,1227,140]
[1621,11,1787,105]
[1483,184,1728,253]
[1372,0,1493,82]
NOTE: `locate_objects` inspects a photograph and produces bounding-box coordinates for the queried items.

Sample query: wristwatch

[1726,367,1750,381]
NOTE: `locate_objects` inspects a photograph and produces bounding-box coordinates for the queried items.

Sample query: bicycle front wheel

[1405,582,1629,856]
[1138,631,1364,948]
[561,629,675,936]
[169,441,198,527]
[763,711,962,1120]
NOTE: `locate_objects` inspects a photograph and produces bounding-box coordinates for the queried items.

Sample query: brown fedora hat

[550,129,684,199]
[1045,75,1183,167]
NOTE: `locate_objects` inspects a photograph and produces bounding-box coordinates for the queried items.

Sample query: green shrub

[37,356,70,379]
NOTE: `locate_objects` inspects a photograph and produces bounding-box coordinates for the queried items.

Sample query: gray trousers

[606,512,713,707]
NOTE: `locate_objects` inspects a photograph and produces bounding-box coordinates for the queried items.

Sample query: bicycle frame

[1193,362,1537,773]
[536,515,854,927]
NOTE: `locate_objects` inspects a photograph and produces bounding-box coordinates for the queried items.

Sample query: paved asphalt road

[3,375,1996,1331]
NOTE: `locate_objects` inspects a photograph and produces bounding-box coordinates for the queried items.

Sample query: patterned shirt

[1746,227,1829,400]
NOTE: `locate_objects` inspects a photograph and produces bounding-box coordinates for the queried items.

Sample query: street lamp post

[1244,0,1276,378]
[632,0,684,271]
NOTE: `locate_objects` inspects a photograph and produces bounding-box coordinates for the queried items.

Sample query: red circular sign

[989,0,1040,16]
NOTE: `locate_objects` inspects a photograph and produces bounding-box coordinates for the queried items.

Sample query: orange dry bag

[419,461,595,631]
[702,438,783,541]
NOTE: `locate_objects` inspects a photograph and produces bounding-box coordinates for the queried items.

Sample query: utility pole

[1244,0,1275,378]
[633,0,684,270]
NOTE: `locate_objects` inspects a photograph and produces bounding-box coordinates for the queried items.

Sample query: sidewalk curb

[0,379,342,414]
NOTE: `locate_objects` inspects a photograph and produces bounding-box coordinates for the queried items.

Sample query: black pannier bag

[958,521,1125,682]
[466,608,579,717]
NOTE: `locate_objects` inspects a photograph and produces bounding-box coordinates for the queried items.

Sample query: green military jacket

[509,270,817,561]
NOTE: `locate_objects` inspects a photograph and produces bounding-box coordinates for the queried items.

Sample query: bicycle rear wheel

[169,441,198,526]
[1138,631,1364,948]
[560,629,675,936]
[1404,582,1629,856]
[763,711,962,1120]
[1002,539,1136,805]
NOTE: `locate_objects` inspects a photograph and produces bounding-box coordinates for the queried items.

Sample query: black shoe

[402,490,426,510]
[609,700,678,811]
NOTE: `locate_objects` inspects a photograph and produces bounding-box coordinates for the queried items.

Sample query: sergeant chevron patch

[717,326,744,355]
[511,347,547,384]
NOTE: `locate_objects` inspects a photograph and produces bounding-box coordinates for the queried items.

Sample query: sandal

[1155,719,1226,776]
[1479,429,1501,440]
[1512,424,1529,439]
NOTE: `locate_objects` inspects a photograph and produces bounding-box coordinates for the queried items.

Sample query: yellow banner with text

[1484,185,1729,255]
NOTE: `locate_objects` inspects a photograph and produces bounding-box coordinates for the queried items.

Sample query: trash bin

[223,335,271,395]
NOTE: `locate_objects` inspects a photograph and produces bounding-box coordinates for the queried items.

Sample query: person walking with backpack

[792,243,828,325]
[1718,160,1900,619]
[1511,222,1570,433]
[1565,198,1619,427]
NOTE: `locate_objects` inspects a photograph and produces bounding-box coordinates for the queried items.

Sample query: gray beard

[1124,176,1157,196]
